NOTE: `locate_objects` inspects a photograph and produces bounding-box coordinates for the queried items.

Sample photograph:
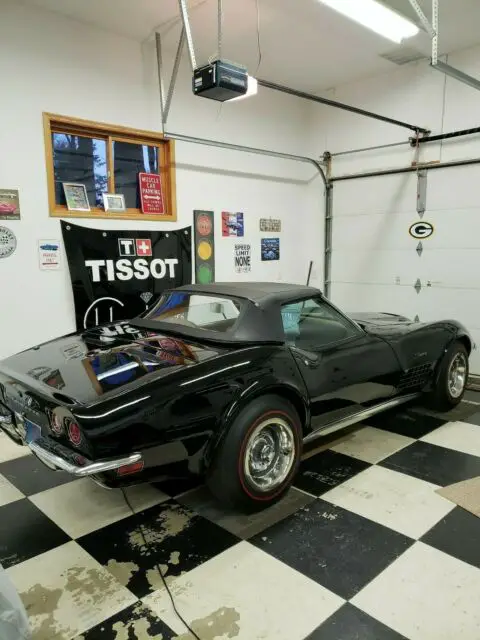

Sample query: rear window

[144,292,243,333]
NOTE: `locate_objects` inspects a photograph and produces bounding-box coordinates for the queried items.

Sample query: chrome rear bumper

[28,439,142,477]
[0,403,142,477]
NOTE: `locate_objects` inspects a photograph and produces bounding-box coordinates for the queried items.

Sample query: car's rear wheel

[206,395,302,511]
[430,341,469,411]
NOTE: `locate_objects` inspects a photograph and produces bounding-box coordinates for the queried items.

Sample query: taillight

[66,419,83,447]
[117,461,144,476]
[49,411,65,435]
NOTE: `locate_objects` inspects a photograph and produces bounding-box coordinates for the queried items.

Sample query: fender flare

[202,381,309,472]
[431,329,472,387]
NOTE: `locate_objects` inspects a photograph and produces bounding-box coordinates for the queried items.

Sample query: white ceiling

[19,0,480,91]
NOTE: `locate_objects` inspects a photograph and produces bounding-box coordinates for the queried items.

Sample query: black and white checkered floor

[1,400,480,640]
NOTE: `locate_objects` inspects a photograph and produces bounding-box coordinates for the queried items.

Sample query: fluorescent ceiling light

[230,76,258,102]
[318,0,420,43]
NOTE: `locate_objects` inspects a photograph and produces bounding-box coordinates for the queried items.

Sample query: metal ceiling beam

[406,0,435,37]
[164,28,185,124]
[155,33,166,132]
[432,60,480,92]
[331,156,480,182]
[257,79,429,134]
[178,0,197,70]
[407,0,480,92]
[155,29,186,129]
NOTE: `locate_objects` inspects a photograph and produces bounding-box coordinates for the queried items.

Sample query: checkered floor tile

[1,403,480,639]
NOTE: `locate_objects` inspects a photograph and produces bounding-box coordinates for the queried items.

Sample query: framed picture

[63,183,90,212]
[103,193,126,212]
[261,237,280,261]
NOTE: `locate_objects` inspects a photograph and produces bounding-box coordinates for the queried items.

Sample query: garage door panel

[422,209,480,248]
[333,208,480,252]
[332,211,419,251]
[332,283,421,320]
[332,249,427,285]
[419,248,480,289]
[333,174,417,216]
[419,287,479,331]
[332,248,480,290]
[426,166,480,211]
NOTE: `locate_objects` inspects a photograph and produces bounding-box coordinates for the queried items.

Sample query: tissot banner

[61,221,192,330]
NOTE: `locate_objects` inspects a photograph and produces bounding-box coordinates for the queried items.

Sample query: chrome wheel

[448,352,467,398]
[243,417,296,492]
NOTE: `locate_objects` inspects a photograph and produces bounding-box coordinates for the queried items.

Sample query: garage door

[330,167,480,375]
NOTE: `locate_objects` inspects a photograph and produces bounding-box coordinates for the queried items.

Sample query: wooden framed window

[43,113,177,222]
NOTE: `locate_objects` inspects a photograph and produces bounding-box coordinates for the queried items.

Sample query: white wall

[0,0,324,359]
[308,45,480,373]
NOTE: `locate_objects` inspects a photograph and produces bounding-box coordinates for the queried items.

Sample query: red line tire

[206,395,302,512]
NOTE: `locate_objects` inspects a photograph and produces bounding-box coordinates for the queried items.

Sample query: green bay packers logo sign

[409,221,434,239]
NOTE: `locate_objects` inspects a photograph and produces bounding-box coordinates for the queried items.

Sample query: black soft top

[133,282,322,344]
[175,282,321,305]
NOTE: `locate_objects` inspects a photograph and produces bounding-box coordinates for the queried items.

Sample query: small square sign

[38,240,61,270]
[118,239,136,256]
[136,238,152,257]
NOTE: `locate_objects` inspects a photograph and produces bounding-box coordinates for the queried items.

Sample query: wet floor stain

[72,601,175,639]
[19,562,131,640]
[127,505,193,556]
[144,551,181,591]
[145,565,170,591]
[64,565,123,604]
[78,500,239,599]
[20,583,72,640]
[106,559,139,586]
[172,607,240,640]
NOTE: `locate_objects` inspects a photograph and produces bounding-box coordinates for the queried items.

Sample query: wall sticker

[0,189,20,220]
[234,243,251,273]
[409,221,434,239]
[261,237,280,261]
[222,212,244,237]
[0,226,17,258]
[260,218,281,232]
[38,240,61,270]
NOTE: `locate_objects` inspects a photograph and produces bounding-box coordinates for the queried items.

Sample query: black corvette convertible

[0,282,472,510]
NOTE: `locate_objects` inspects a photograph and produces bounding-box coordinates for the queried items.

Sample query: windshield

[143,292,243,333]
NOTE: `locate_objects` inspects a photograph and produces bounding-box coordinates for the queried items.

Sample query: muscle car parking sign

[61,221,192,330]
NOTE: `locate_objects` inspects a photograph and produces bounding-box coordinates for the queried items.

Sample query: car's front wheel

[207,395,302,511]
[430,341,469,411]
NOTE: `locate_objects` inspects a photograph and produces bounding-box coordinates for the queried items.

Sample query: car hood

[0,322,224,407]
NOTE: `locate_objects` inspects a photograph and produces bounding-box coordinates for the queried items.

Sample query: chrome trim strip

[303,393,421,444]
[28,441,142,477]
